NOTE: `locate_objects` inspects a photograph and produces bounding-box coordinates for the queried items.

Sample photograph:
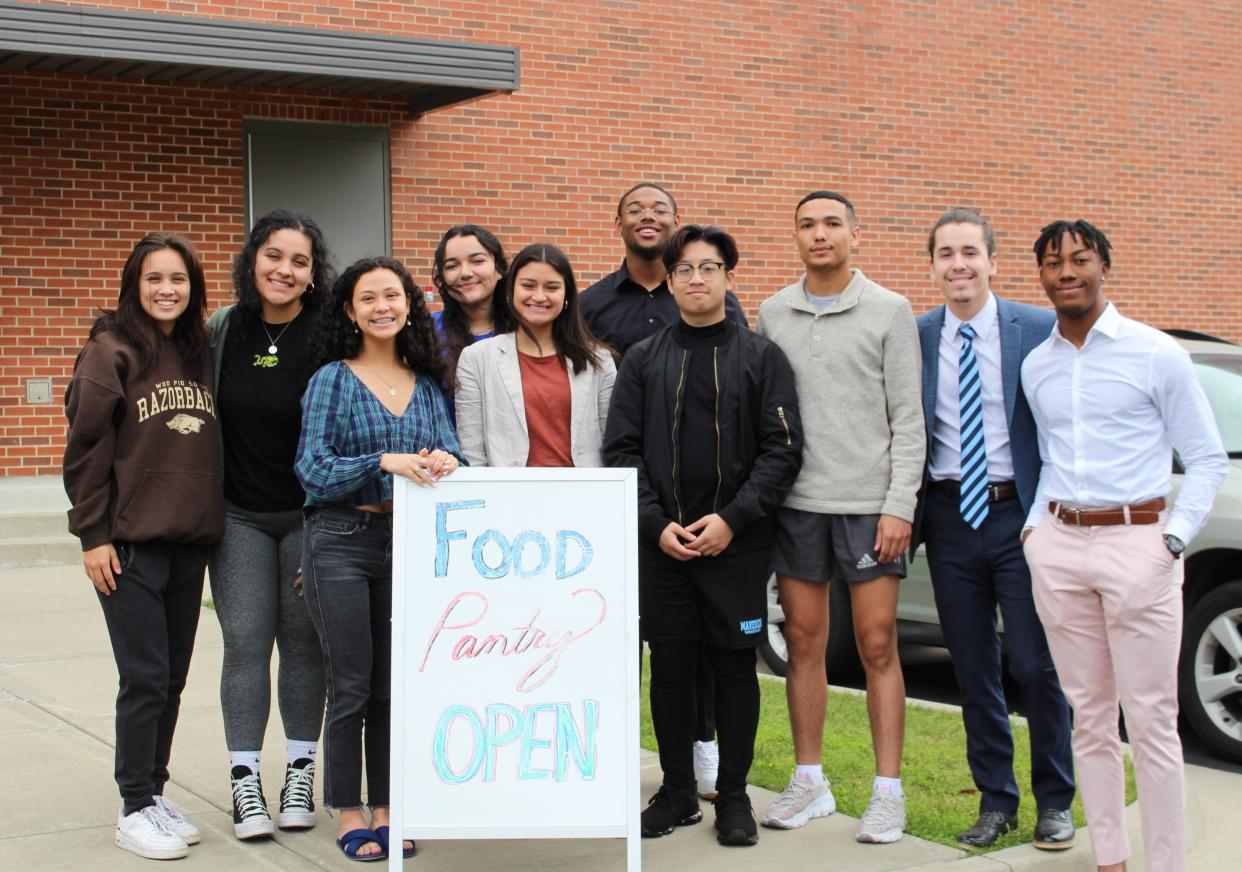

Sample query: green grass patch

[639,656,1136,851]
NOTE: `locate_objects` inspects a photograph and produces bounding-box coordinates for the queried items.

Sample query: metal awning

[0,1,519,114]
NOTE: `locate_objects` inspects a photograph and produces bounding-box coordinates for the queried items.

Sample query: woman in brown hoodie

[63,233,224,861]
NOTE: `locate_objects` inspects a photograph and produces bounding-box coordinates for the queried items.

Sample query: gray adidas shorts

[770,507,907,583]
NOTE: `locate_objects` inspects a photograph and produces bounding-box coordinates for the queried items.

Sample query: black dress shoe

[956,810,1018,848]
[1033,808,1076,850]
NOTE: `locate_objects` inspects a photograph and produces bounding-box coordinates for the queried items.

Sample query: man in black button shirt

[582,183,747,358]
[605,224,801,846]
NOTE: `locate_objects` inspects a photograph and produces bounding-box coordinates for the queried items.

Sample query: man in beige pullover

[755,191,924,844]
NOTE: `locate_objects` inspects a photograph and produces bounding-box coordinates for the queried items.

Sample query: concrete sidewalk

[0,562,1230,871]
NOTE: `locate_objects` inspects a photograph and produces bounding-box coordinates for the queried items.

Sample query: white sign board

[390,468,640,869]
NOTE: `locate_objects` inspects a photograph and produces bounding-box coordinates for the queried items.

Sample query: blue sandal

[336,828,386,862]
[374,826,416,859]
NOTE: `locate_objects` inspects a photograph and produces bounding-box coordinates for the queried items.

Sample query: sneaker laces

[713,793,752,817]
[281,761,315,811]
[153,796,188,826]
[232,772,268,820]
[767,776,821,816]
[135,805,177,836]
[861,790,903,824]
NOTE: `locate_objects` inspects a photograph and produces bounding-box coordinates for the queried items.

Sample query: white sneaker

[855,785,905,843]
[116,805,190,860]
[760,774,836,829]
[693,741,719,800]
[152,795,201,845]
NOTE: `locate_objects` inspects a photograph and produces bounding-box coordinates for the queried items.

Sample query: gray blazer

[455,333,616,468]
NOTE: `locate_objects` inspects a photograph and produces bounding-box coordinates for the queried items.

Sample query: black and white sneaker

[230,765,276,840]
[640,786,702,838]
[277,757,317,829]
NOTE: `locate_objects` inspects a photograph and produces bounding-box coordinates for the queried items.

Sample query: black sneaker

[640,786,702,838]
[230,765,275,840]
[714,792,759,846]
[277,757,316,829]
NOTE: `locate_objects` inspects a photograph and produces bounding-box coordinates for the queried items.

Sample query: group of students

[62,182,1226,872]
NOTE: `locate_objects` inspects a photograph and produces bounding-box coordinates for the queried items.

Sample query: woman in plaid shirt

[295,256,464,861]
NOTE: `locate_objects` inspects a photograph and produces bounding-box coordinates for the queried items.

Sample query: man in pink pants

[1019,220,1227,872]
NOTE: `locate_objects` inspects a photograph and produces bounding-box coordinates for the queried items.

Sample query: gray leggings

[208,503,325,751]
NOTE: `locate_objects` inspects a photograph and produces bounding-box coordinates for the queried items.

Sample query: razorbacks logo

[166,413,205,434]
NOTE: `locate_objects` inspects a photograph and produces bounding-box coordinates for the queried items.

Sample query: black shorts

[639,545,771,649]
[770,507,906,583]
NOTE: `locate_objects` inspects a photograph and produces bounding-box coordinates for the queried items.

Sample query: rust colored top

[518,350,573,467]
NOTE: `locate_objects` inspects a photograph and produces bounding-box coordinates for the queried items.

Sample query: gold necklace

[362,364,402,397]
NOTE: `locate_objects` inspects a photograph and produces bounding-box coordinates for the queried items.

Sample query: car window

[1192,355,1242,457]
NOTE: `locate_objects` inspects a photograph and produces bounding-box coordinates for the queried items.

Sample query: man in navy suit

[912,209,1076,850]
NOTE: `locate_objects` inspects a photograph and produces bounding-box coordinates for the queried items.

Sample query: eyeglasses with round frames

[670,261,726,282]
[622,205,674,219]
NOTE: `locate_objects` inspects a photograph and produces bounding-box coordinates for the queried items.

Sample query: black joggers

[97,540,210,815]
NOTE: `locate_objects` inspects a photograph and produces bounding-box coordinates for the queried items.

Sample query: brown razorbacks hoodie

[64,328,224,550]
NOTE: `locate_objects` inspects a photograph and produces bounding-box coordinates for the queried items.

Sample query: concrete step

[0,475,70,514]
[0,536,81,568]
[0,476,76,567]
[0,510,70,539]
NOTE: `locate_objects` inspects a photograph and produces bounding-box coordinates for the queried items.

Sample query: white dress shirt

[1021,303,1227,543]
[929,292,1015,482]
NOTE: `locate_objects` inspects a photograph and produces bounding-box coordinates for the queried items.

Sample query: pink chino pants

[1024,511,1184,871]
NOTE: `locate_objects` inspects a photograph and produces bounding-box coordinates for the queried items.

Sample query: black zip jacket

[603,320,803,554]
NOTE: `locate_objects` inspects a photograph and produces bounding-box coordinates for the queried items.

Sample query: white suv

[761,333,1242,764]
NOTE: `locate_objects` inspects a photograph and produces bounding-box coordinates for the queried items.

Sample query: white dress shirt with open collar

[1021,302,1227,543]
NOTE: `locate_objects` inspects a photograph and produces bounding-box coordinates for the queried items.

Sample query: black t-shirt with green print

[218,310,315,512]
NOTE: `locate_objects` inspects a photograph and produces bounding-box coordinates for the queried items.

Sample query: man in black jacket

[605,224,802,847]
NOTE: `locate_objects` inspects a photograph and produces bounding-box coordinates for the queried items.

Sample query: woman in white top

[455,243,615,468]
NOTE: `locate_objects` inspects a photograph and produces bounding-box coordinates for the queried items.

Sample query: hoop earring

[305,282,315,294]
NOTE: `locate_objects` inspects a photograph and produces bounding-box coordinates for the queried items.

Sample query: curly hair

[312,256,446,382]
[506,243,605,374]
[431,224,515,382]
[90,232,209,377]
[230,210,335,337]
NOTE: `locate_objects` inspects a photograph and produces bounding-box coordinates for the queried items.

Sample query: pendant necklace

[261,309,300,355]
[365,365,400,397]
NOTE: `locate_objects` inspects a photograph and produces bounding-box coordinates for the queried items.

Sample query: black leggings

[649,641,759,798]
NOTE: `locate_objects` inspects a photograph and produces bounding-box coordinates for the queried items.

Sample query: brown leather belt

[930,480,1018,502]
[1050,497,1165,526]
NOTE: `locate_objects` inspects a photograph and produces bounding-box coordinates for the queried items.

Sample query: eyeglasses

[622,205,674,219]
[670,261,726,281]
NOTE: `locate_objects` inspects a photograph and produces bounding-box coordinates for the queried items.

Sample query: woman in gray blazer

[455,243,616,468]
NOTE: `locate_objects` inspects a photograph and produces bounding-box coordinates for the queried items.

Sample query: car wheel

[758,574,862,681]
[1178,580,1242,764]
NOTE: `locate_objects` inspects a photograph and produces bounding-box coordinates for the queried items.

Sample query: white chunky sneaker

[693,741,719,800]
[116,805,190,860]
[277,757,317,829]
[855,784,906,843]
[152,795,201,845]
[230,765,276,840]
[760,774,836,829]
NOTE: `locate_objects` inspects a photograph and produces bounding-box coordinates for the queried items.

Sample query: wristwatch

[1163,534,1186,559]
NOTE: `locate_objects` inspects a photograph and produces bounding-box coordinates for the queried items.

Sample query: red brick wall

[3,0,1239,473]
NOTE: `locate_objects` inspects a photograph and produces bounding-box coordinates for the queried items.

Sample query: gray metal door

[245,120,391,268]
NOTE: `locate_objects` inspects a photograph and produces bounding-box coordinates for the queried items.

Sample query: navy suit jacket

[911,294,1055,551]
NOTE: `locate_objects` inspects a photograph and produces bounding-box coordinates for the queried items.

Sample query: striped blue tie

[958,323,989,529]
